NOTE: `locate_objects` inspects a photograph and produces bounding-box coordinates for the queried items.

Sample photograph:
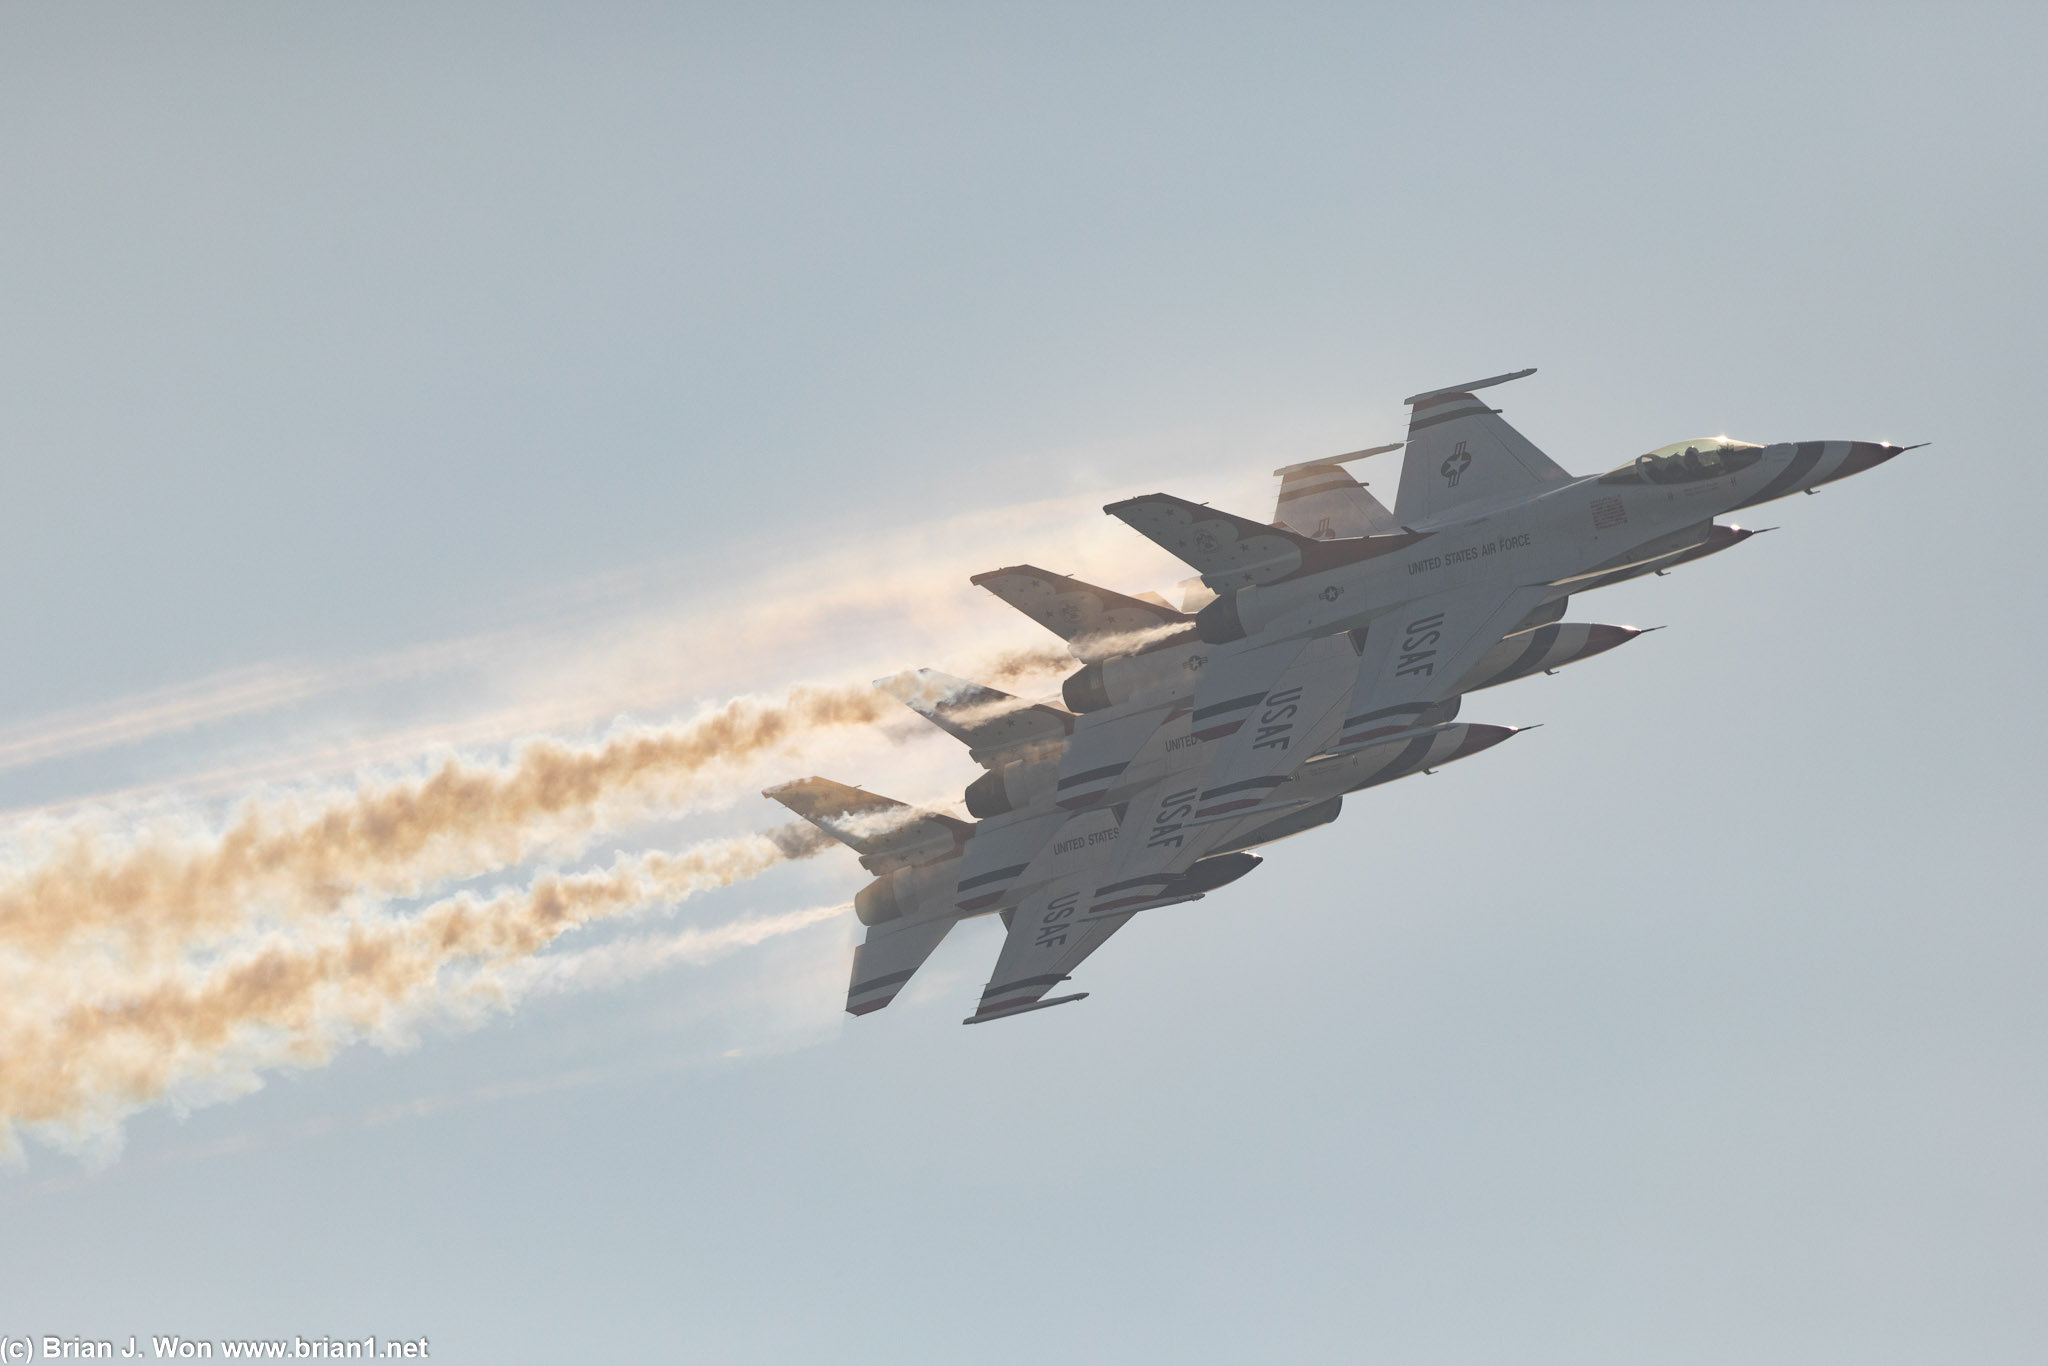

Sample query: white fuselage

[1229,440,1852,644]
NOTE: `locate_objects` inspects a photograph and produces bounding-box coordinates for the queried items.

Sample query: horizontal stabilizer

[876,669,1073,766]
[970,565,1193,662]
[763,777,970,875]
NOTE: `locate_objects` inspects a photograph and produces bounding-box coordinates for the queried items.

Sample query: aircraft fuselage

[1207,440,1900,647]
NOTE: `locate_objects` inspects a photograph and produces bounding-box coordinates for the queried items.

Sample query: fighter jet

[767,698,1515,1021]
[892,531,1543,1023]
[770,569,1522,1022]
[958,553,1532,1022]
[765,368,1886,1023]
[1104,369,1909,820]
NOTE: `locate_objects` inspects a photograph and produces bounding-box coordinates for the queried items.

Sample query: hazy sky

[3,5,2044,1362]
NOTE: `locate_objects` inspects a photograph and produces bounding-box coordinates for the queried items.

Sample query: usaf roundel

[1440,441,1473,487]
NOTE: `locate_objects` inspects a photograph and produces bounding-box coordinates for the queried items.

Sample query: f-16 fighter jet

[1105,369,1909,820]
[765,369,1891,1024]
[767,704,1515,1021]
[770,598,1525,1023]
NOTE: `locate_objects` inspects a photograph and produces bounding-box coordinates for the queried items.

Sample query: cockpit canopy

[1601,436,1765,486]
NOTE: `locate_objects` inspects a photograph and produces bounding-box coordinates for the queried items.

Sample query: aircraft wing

[950,807,1067,912]
[847,916,956,1016]
[966,871,1127,1023]
[1077,774,1234,917]
[1334,584,1555,749]
[763,777,971,875]
[1051,701,1179,810]
[1187,634,1357,820]
[970,565,1192,662]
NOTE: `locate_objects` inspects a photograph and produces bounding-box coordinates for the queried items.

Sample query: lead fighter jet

[1107,369,1912,823]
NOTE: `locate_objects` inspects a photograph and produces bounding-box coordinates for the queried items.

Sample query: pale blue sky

[2,5,2044,1362]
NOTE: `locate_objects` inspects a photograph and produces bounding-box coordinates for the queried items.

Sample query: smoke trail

[0,664,331,774]
[1079,620,1200,661]
[0,833,840,1152]
[498,903,847,998]
[0,643,1067,967]
[0,626,1066,1154]
[969,642,1082,684]
[0,685,868,960]
[0,469,1173,788]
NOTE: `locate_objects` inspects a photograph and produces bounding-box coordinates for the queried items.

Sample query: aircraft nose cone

[1582,624,1640,652]
[1832,441,1904,480]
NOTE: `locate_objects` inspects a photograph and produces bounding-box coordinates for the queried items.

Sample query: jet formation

[767,369,1911,1024]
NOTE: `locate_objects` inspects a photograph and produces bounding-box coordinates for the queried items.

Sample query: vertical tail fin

[1272,446,1401,538]
[1393,369,1572,526]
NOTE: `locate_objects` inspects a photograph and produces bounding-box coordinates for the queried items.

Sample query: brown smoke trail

[0,638,1070,1151]
[0,685,876,962]
[0,644,1068,967]
[0,832,839,1149]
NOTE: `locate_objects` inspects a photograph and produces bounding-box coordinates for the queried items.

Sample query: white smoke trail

[498,904,847,998]
[1078,620,1201,660]
[0,664,332,774]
